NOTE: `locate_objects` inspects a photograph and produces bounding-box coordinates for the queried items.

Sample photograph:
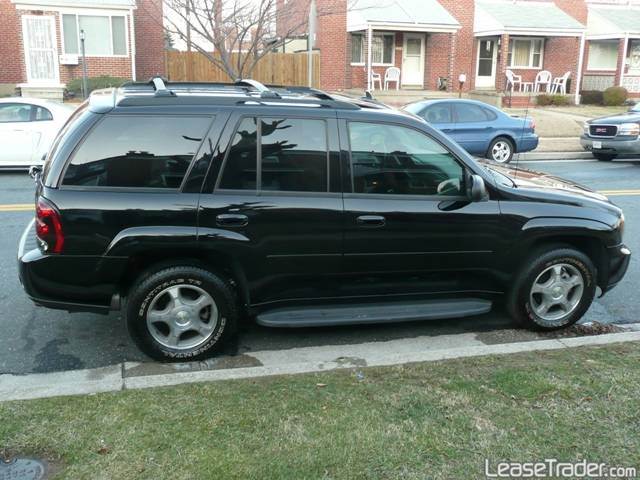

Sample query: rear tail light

[529,117,536,131]
[35,198,64,254]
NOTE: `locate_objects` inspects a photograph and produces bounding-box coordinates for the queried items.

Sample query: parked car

[580,103,640,161]
[403,99,538,164]
[0,97,75,169]
[18,79,629,361]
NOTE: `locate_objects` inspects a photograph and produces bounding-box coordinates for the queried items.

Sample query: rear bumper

[516,134,539,153]
[580,135,640,155]
[18,220,122,314]
[602,244,631,294]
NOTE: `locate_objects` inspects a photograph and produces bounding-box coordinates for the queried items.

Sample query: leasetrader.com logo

[484,459,638,478]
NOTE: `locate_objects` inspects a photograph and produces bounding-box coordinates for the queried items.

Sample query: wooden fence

[165,51,321,88]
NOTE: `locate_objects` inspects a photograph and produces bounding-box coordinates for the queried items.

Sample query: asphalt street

[1,158,639,374]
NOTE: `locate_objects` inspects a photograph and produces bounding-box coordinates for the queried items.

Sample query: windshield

[631,103,640,112]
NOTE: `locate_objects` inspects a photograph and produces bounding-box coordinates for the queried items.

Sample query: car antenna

[513,89,533,180]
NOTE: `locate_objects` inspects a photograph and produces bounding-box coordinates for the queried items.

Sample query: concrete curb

[1,331,639,402]
[514,151,593,161]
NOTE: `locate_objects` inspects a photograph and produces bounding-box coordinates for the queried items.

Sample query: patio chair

[505,70,522,92]
[364,66,382,91]
[384,67,401,90]
[534,70,552,93]
[550,71,571,95]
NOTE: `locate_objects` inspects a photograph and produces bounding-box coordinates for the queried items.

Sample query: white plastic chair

[505,70,522,92]
[534,70,552,93]
[383,67,401,90]
[551,71,571,94]
[364,67,382,91]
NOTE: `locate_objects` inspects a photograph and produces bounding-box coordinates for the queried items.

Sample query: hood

[588,110,640,125]
[482,162,610,204]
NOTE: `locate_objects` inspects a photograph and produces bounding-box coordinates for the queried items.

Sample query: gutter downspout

[620,33,629,88]
[575,32,585,105]
[129,8,137,81]
[367,25,373,92]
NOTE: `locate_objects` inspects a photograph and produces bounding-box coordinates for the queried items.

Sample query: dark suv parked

[18,79,630,361]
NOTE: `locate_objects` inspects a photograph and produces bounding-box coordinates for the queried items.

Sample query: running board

[255,298,492,328]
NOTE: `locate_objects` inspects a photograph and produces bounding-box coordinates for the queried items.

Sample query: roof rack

[115,77,366,110]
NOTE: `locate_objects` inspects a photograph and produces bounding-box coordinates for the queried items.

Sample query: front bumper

[580,134,640,155]
[602,244,631,294]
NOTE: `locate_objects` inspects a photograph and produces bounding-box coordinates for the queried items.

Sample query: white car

[0,97,75,169]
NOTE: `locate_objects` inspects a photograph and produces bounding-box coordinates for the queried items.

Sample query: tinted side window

[62,115,211,188]
[219,117,258,190]
[483,107,498,121]
[261,118,327,192]
[423,104,452,124]
[219,117,328,192]
[0,103,31,123]
[454,103,490,123]
[349,122,465,196]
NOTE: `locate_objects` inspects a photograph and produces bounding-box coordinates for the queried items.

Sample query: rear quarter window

[62,115,212,189]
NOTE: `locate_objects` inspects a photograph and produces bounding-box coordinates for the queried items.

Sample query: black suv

[18,78,630,361]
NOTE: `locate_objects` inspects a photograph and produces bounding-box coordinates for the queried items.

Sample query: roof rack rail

[235,79,281,98]
[149,76,175,97]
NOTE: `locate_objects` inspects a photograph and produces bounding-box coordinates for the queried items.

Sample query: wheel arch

[119,249,251,314]
[487,134,517,156]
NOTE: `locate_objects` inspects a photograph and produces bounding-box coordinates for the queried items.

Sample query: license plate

[592,141,602,149]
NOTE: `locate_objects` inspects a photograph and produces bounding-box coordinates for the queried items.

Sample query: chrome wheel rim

[146,285,218,350]
[491,141,511,163]
[529,263,584,326]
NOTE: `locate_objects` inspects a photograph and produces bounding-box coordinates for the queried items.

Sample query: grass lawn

[2,342,640,479]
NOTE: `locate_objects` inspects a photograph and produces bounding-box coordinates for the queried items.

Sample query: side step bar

[256,298,492,328]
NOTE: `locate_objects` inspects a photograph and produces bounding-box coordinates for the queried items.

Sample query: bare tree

[150,0,343,80]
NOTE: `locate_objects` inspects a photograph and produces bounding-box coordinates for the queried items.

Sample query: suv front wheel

[507,247,596,330]
[126,266,237,361]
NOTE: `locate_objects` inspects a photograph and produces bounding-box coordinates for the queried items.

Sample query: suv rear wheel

[507,247,596,330]
[126,266,237,361]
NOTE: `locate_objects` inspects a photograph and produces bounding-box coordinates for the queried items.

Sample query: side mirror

[470,174,488,202]
[29,165,43,182]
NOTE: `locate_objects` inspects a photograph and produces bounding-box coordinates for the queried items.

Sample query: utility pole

[80,29,89,99]
[308,0,317,88]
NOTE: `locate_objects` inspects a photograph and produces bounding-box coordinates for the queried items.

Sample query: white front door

[402,34,425,87]
[22,15,59,85]
[475,38,498,89]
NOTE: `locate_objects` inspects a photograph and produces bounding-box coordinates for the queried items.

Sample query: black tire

[126,265,237,361]
[507,247,596,331]
[487,137,515,164]
[593,153,616,162]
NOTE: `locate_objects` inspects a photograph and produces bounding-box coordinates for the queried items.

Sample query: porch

[347,0,460,92]
[473,0,586,105]
[583,6,640,96]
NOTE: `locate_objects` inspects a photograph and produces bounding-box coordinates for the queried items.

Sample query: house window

[351,34,364,64]
[62,14,127,56]
[351,33,394,65]
[508,38,543,68]
[587,41,618,70]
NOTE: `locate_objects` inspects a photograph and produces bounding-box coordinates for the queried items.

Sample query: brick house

[279,0,606,105]
[582,4,640,96]
[0,0,164,98]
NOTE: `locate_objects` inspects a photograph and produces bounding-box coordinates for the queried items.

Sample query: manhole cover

[0,457,47,480]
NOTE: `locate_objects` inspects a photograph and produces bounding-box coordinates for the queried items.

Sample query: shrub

[603,86,628,106]
[66,75,130,96]
[536,94,571,106]
[580,90,604,105]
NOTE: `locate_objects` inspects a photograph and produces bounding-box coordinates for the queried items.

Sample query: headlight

[618,123,640,136]
[583,122,589,135]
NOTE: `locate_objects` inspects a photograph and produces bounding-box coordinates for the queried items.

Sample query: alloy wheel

[146,284,218,350]
[529,263,584,327]
[491,140,512,163]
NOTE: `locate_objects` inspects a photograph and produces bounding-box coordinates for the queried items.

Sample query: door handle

[356,215,386,227]
[216,213,248,227]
